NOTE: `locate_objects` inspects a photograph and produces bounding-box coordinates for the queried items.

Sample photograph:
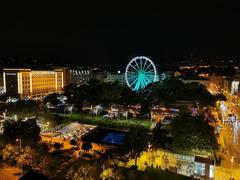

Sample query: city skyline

[1,1,240,179]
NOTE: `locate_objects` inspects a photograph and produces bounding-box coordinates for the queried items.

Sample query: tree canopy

[5,100,40,115]
[0,118,41,145]
[64,78,225,112]
[81,142,92,152]
[144,79,225,107]
[170,113,218,152]
[64,80,143,110]
[43,93,59,107]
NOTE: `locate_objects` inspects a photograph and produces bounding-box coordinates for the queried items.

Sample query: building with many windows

[70,69,92,85]
[3,68,69,100]
[105,72,125,85]
[0,74,4,95]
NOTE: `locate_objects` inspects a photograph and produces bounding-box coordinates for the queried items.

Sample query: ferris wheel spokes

[125,56,157,91]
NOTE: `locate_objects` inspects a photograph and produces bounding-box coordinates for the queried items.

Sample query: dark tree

[143,78,222,107]
[119,130,149,166]
[81,142,92,152]
[171,113,219,152]
[52,114,64,125]
[6,100,40,114]
[118,86,143,106]
[100,82,122,105]
[54,143,62,150]
[0,118,41,145]
[153,123,172,149]
[139,101,151,119]
[43,93,59,107]
[215,93,227,102]
[0,94,7,102]
[70,139,77,146]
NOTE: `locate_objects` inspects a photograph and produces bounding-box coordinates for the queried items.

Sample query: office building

[3,68,69,99]
[70,69,92,85]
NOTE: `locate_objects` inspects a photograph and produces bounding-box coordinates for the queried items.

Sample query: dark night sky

[0,1,240,67]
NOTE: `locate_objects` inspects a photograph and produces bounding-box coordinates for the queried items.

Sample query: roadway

[207,85,240,179]
[220,102,240,164]
[215,101,240,179]
[0,164,22,180]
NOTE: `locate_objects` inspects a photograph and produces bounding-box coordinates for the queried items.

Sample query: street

[215,101,240,180]
[0,164,22,180]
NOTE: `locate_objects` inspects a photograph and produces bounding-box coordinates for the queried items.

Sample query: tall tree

[171,113,218,152]
[43,93,59,107]
[82,142,92,152]
[119,130,149,166]
[0,118,41,145]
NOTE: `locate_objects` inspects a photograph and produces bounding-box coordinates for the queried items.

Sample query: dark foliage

[54,143,62,150]
[82,142,92,152]
[170,113,219,152]
[153,123,172,149]
[64,78,224,116]
[43,93,59,106]
[6,100,40,114]
[70,139,77,146]
[0,118,41,145]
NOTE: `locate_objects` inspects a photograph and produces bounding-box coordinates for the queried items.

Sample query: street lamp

[14,114,17,121]
[16,138,22,153]
[230,156,234,179]
[148,142,151,152]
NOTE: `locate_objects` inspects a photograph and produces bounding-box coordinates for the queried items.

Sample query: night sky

[0,1,240,67]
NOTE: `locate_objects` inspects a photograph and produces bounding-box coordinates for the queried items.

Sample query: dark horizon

[0,1,240,67]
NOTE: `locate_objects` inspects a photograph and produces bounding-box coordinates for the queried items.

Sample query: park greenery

[0,78,225,119]
[58,113,152,131]
[153,113,219,153]
[0,142,75,179]
[0,78,223,153]
[0,78,224,179]
[119,130,151,166]
[63,78,226,111]
[144,79,226,107]
[63,79,142,109]
[171,113,219,152]
[0,100,41,118]
[0,118,41,146]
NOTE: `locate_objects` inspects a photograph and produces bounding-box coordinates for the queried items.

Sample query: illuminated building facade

[70,69,92,85]
[105,72,125,85]
[3,68,69,99]
[0,75,4,95]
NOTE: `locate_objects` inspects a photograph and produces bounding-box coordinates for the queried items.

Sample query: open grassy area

[119,167,193,180]
[57,113,152,131]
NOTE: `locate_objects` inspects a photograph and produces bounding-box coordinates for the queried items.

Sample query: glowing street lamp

[16,138,22,153]
[148,142,151,151]
[231,156,234,179]
[46,121,50,130]
[14,114,17,121]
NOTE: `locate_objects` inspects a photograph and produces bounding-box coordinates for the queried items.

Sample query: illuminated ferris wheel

[125,56,157,91]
